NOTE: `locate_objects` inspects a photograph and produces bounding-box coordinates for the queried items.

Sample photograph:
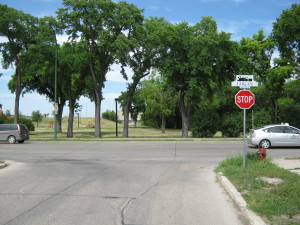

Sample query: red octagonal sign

[235,90,255,109]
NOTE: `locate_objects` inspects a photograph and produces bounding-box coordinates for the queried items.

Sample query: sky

[0,0,298,118]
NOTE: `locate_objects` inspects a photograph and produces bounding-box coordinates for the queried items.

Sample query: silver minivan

[0,124,30,144]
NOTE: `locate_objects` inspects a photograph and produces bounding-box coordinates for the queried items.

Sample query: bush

[191,109,219,138]
[251,109,272,128]
[102,110,116,122]
[19,117,35,131]
[0,115,35,131]
[221,112,243,137]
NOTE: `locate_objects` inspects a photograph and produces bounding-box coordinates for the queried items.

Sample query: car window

[0,124,18,131]
[284,127,300,134]
[266,126,284,133]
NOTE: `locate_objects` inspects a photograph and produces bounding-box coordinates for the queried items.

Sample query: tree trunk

[89,58,103,138]
[180,95,191,138]
[94,88,102,138]
[57,100,65,133]
[14,61,21,123]
[123,79,140,138]
[67,99,75,138]
[162,116,166,133]
[123,99,131,138]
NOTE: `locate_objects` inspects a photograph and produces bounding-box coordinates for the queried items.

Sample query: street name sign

[231,75,258,89]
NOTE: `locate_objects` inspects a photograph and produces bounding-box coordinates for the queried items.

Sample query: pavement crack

[118,181,160,225]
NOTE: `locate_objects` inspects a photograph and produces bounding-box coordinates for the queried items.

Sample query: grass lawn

[216,153,300,225]
[30,117,196,139]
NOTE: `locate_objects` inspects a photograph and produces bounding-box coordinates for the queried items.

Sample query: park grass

[30,117,194,139]
[216,153,300,225]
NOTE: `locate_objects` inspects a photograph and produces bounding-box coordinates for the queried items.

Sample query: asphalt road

[0,141,299,225]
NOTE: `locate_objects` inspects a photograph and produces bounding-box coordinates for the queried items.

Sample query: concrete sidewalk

[273,158,300,175]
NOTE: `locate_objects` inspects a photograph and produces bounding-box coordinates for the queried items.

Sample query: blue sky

[0,0,297,117]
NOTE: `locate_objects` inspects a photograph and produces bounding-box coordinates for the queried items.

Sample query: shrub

[0,116,35,131]
[251,109,272,128]
[19,117,35,131]
[102,110,116,122]
[191,109,219,138]
[221,112,243,137]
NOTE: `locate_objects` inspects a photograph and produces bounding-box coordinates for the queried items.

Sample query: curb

[217,173,266,225]
[0,162,8,169]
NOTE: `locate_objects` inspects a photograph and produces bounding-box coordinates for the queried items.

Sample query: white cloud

[106,64,133,82]
[0,37,8,43]
[57,34,70,45]
[0,76,11,81]
[0,93,14,98]
[103,93,121,99]
[218,19,274,40]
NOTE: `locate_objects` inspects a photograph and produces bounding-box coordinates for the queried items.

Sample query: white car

[248,124,300,149]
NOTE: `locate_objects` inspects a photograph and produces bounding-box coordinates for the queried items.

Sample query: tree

[0,4,38,123]
[31,110,43,127]
[239,30,293,122]
[273,3,300,77]
[118,17,168,137]
[12,16,65,133]
[160,17,238,137]
[58,42,89,138]
[57,0,144,138]
[139,73,178,133]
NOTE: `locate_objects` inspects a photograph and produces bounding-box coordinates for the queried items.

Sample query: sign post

[232,75,257,169]
[235,90,255,168]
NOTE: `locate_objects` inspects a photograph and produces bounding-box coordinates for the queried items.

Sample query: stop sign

[235,90,255,109]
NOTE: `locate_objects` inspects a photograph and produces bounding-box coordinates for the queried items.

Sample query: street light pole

[46,21,58,140]
[115,98,118,137]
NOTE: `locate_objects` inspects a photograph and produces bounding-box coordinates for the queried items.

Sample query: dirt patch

[256,177,283,185]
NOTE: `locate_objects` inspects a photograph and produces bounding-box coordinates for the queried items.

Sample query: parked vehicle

[248,124,300,149]
[0,124,30,144]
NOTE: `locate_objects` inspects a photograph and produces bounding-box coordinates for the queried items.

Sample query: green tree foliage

[160,17,238,137]
[239,30,293,123]
[273,3,300,76]
[277,80,300,127]
[0,4,38,123]
[102,110,116,122]
[59,42,89,138]
[138,73,178,133]
[58,0,144,138]
[118,17,167,137]
[31,110,43,127]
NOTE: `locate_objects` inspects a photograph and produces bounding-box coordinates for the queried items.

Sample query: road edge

[217,172,266,225]
[0,162,8,169]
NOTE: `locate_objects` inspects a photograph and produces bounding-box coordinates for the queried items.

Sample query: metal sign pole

[243,108,247,169]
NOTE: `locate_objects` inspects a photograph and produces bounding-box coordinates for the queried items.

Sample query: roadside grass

[30,117,229,139]
[0,160,4,164]
[216,153,300,225]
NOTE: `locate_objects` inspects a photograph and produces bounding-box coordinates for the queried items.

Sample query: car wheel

[8,135,16,144]
[259,139,271,149]
[18,140,24,143]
